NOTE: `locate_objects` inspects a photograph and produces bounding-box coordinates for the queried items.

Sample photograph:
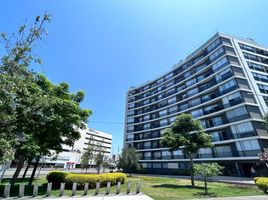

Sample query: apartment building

[124,32,268,177]
[45,127,112,169]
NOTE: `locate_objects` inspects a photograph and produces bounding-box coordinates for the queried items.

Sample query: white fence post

[3,184,11,198]
[19,183,25,198]
[106,182,111,195]
[95,182,100,195]
[116,182,121,194]
[60,183,65,196]
[33,183,39,197]
[72,182,77,196]
[84,183,89,196]
[127,181,131,194]
[136,181,141,193]
[46,182,52,197]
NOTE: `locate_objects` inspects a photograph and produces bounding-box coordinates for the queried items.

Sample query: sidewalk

[42,193,153,200]
[195,195,268,200]
[133,174,255,185]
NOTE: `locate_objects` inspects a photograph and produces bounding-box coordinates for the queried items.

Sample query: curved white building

[124,32,268,177]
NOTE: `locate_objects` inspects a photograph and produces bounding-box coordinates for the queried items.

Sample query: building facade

[124,32,268,177]
[45,127,112,169]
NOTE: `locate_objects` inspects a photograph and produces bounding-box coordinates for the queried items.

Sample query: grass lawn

[0,175,265,199]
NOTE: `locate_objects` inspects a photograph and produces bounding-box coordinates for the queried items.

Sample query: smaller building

[44,127,112,169]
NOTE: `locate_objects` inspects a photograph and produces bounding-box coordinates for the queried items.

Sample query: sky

[1,0,268,154]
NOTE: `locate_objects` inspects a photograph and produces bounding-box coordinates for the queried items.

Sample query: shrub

[46,170,69,187]
[49,172,127,189]
[255,177,268,193]
[254,177,262,183]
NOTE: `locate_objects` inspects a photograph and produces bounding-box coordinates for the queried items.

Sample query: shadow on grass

[152,184,204,190]
[194,192,217,198]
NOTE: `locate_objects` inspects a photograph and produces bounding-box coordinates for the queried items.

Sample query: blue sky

[1,0,268,154]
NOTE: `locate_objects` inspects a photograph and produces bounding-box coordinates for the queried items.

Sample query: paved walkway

[133,174,255,185]
[44,193,153,200]
[195,195,268,200]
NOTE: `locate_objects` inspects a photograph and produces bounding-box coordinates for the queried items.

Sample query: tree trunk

[204,177,208,195]
[28,156,40,186]
[22,161,30,179]
[10,155,25,186]
[189,155,195,187]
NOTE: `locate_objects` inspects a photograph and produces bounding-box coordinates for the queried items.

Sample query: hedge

[46,171,127,189]
[46,171,69,187]
[255,177,268,194]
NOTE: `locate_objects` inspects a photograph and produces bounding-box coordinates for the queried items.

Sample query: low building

[44,127,112,169]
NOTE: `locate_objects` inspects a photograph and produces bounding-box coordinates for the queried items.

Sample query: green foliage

[0,138,13,164]
[194,163,223,178]
[194,163,223,195]
[255,177,268,193]
[46,170,69,187]
[160,114,212,186]
[80,136,94,169]
[118,148,140,175]
[46,171,127,189]
[161,114,212,153]
[94,144,105,174]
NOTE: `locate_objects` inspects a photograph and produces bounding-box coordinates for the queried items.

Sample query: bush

[46,170,69,187]
[46,171,127,189]
[255,177,268,193]
[254,177,262,183]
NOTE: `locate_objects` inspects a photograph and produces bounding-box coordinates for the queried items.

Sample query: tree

[81,136,94,172]
[95,144,105,174]
[194,163,223,195]
[118,148,140,176]
[0,14,92,186]
[160,114,212,187]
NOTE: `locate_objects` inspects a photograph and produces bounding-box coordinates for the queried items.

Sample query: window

[168,97,176,104]
[186,78,196,87]
[165,73,173,80]
[152,163,161,168]
[128,103,135,109]
[239,43,255,52]
[211,131,221,142]
[160,119,168,127]
[196,63,207,72]
[157,78,164,84]
[243,52,259,62]
[141,163,151,168]
[207,38,221,52]
[222,92,241,105]
[212,117,222,126]
[168,106,178,114]
[258,84,268,94]
[166,88,176,95]
[214,146,232,157]
[162,150,171,159]
[143,123,151,129]
[179,103,188,111]
[204,104,218,114]
[127,118,134,124]
[191,109,203,118]
[252,72,268,83]
[126,134,134,141]
[169,116,176,123]
[173,150,184,159]
[198,148,212,158]
[153,151,161,159]
[212,57,229,72]
[189,98,200,107]
[166,80,174,88]
[235,139,260,151]
[215,67,232,82]
[209,47,224,61]
[159,109,167,117]
[226,106,247,120]
[143,115,150,121]
[231,122,254,134]
[144,142,151,149]
[143,99,150,105]
[187,88,198,97]
[144,151,151,158]
[247,62,266,72]
[127,126,134,132]
[219,79,236,92]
